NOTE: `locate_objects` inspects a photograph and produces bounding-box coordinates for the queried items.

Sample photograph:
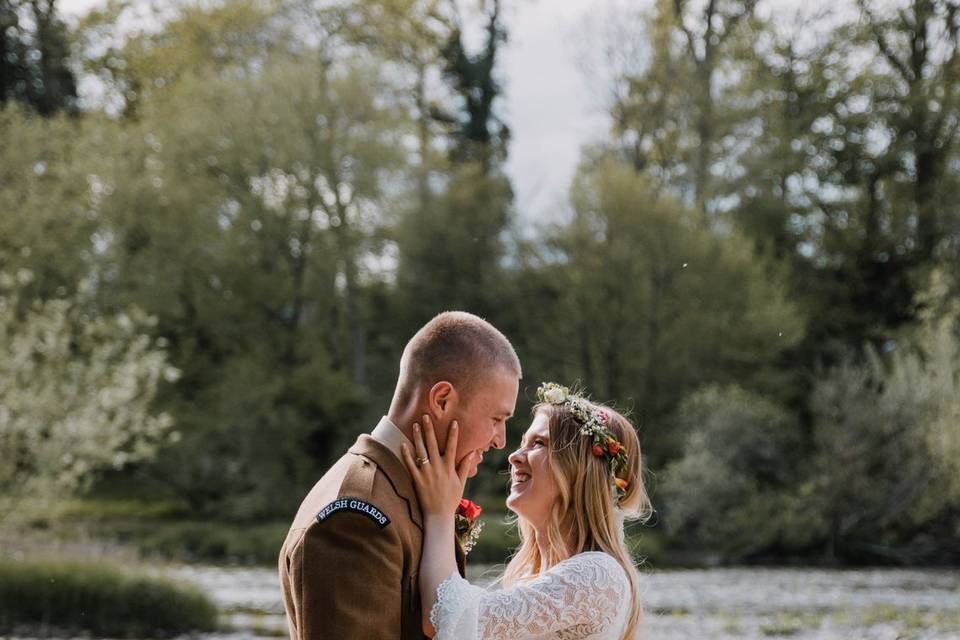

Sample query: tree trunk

[694,63,714,226]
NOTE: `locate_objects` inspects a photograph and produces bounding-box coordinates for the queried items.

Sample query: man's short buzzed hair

[396,311,521,406]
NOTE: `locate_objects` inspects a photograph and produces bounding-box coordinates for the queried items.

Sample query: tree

[671,0,758,220]
[856,0,960,263]
[82,37,409,515]
[436,0,508,171]
[73,0,279,117]
[390,0,515,340]
[0,0,76,115]
[606,0,695,184]
[510,156,803,462]
[330,0,455,209]
[0,104,102,301]
[722,6,960,367]
[393,162,513,330]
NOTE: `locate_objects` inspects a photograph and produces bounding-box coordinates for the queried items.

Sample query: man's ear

[428,381,458,416]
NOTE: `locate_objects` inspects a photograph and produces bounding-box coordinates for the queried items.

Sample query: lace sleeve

[430,571,483,640]
[430,552,629,640]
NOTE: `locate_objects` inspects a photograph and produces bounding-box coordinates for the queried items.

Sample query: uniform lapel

[349,435,423,531]
[349,434,467,576]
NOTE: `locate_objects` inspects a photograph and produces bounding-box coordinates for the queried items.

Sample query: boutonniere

[455,498,484,554]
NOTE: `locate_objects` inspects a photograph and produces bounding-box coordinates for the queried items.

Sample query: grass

[16,498,290,566]
[121,520,289,565]
[854,605,960,631]
[759,619,805,636]
[54,497,190,521]
[0,557,219,637]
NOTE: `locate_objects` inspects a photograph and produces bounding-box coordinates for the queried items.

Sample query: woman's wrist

[424,512,457,530]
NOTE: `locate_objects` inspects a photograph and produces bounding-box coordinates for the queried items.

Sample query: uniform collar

[370,416,413,464]
[350,431,422,530]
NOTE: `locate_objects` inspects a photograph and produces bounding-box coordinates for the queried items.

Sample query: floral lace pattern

[430,552,630,640]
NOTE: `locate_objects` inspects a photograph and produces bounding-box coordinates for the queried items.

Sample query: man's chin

[462,450,483,478]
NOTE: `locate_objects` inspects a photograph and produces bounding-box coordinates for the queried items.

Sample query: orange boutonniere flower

[455,499,484,554]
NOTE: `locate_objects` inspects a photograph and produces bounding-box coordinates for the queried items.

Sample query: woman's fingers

[400,443,420,479]
[456,450,476,486]
[444,420,459,471]
[421,414,442,463]
[413,422,429,465]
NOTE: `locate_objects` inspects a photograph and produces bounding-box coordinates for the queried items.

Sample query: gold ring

[416,456,429,467]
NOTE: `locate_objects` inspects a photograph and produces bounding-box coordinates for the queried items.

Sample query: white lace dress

[429,551,631,640]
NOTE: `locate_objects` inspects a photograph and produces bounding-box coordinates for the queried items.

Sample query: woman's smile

[510,470,531,490]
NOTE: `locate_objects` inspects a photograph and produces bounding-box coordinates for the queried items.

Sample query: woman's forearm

[419,513,458,636]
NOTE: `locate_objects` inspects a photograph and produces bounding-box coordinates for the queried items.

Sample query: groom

[279,311,521,640]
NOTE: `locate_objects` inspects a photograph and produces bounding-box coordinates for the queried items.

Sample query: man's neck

[387,408,419,442]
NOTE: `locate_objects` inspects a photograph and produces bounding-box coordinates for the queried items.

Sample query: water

[165,565,960,639]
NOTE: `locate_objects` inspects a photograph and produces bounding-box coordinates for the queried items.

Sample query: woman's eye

[533,439,544,447]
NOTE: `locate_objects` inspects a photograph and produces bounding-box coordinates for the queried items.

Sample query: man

[279,311,521,640]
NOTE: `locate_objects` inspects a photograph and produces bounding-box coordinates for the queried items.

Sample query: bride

[400,382,652,640]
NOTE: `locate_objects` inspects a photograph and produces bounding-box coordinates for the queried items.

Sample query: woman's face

[506,411,560,530]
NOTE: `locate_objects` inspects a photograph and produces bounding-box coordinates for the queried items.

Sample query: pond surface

[165,564,960,639]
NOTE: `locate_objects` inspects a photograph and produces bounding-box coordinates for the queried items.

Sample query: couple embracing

[279,311,652,640]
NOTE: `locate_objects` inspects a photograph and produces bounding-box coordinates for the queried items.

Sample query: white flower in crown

[540,382,569,404]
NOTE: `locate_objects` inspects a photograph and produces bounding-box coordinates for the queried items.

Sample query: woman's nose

[508,448,524,466]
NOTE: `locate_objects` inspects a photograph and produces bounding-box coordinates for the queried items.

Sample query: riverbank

[4,506,960,638]
[162,564,960,640]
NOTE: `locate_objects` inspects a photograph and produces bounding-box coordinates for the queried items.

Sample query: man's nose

[492,422,506,449]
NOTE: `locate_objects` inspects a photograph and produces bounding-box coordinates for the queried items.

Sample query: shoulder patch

[316,497,391,529]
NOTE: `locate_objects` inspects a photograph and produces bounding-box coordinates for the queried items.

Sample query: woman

[400,382,652,640]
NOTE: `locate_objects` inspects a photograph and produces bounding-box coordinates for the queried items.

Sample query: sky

[498,0,613,223]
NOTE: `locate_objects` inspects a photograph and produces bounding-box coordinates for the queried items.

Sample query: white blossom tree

[0,269,179,518]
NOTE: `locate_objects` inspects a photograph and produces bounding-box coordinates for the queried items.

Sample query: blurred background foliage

[1,0,959,567]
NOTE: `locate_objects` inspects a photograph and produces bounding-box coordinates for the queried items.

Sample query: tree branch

[718,0,758,46]
[858,0,915,82]
[673,0,704,68]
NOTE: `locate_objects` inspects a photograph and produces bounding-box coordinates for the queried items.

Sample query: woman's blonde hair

[502,399,653,640]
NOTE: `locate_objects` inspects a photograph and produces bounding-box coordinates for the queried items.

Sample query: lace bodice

[429,551,631,640]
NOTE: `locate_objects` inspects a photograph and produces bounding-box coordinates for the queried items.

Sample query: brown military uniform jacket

[279,430,465,640]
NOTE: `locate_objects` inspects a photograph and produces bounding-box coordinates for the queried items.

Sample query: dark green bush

[0,558,218,637]
[467,514,520,564]
[661,384,802,558]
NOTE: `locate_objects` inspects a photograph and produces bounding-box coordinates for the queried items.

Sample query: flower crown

[536,382,629,502]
